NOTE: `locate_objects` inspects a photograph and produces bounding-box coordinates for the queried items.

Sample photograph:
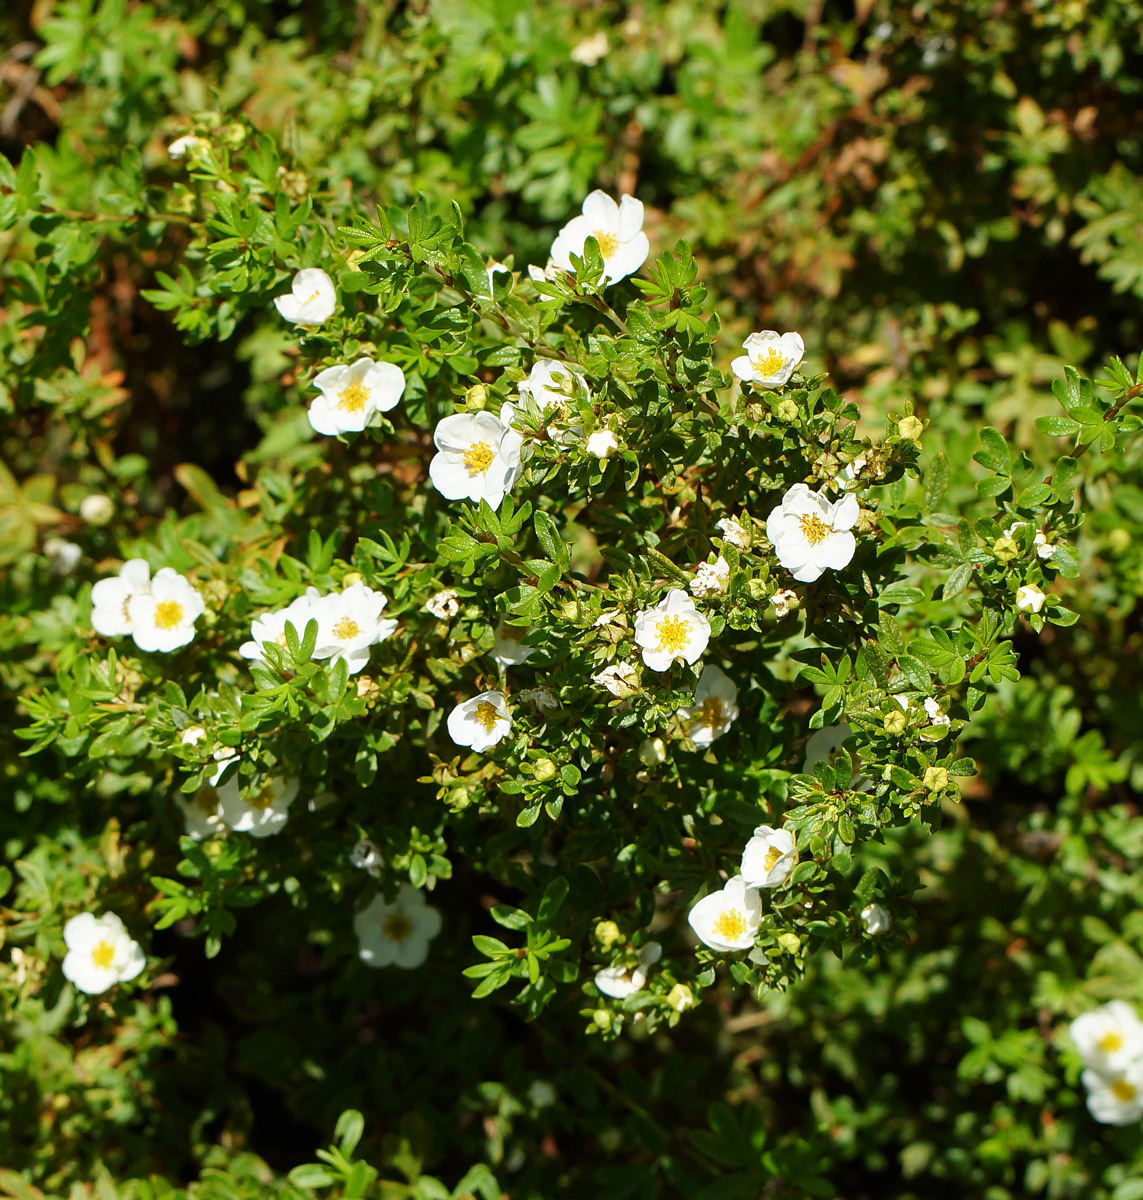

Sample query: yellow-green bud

[592,1009,612,1030]
[777,931,802,955]
[775,398,799,423]
[533,757,557,783]
[666,983,695,1013]
[464,383,488,409]
[342,571,363,587]
[923,766,948,792]
[883,709,907,735]
[898,415,924,442]
[594,920,622,950]
[992,535,1018,563]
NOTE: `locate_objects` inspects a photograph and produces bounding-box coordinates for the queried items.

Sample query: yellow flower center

[121,596,132,621]
[90,940,115,970]
[464,440,496,475]
[1100,1031,1125,1054]
[656,615,691,655]
[153,600,185,630]
[712,908,747,942]
[474,701,500,732]
[592,230,619,258]
[275,631,289,647]
[384,912,413,942]
[764,845,784,871]
[696,698,723,729]
[333,617,360,641]
[338,380,369,412]
[246,784,276,811]
[751,348,786,378]
[798,514,830,545]
[1113,1078,1137,1103]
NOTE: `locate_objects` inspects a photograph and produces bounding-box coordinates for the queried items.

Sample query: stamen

[338,380,369,413]
[384,912,413,942]
[464,441,496,475]
[592,230,619,258]
[474,701,500,731]
[798,514,830,545]
[712,909,747,940]
[656,615,691,655]
[333,617,360,641]
[90,940,115,969]
[751,348,786,378]
[153,600,184,630]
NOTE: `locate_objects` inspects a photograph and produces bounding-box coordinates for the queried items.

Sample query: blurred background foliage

[5,1,1143,1198]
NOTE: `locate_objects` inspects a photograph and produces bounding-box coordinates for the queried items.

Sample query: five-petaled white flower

[240,587,321,664]
[274,267,337,326]
[1071,1001,1143,1076]
[550,191,650,286]
[128,568,205,652]
[861,903,891,935]
[311,582,398,676]
[586,429,619,458]
[429,410,523,509]
[731,330,805,388]
[741,825,798,889]
[425,589,460,620]
[594,941,661,999]
[447,691,513,753]
[519,360,590,442]
[308,357,405,436]
[678,664,739,747]
[688,876,762,952]
[492,619,535,667]
[593,662,639,697]
[766,483,859,583]
[91,558,153,638]
[1083,1062,1143,1126]
[1016,584,1046,613]
[634,589,711,672]
[61,912,146,995]
[355,884,443,969]
[216,772,300,839]
[690,556,730,598]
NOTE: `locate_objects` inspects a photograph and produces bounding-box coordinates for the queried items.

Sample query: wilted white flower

[80,493,115,525]
[492,619,535,667]
[594,941,661,999]
[1083,1063,1143,1126]
[311,582,398,675]
[550,190,650,286]
[518,686,559,713]
[424,589,460,620]
[1071,1001,1143,1076]
[274,267,336,326]
[687,876,762,952]
[766,483,859,583]
[586,429,619,458]
[731,330,805,388]
[429,410,523,509]
[168,134,209,160]
[570,30,609,65]
[447,691,513,752]
[355,884,442,969]
[91,558,153,638]
[593,661,638,697]
[1035,531,1056,560]
[240,587,321,663]
[638,736,667,766]
[741,825,798,889]
[61,912,145,995]
[923,696,951,731]
[44,537,82,575]
[716,515,749,548]
[690,556,730,598]
[1016,584,1046,613]
[678,664,739,747]
[308,358,405,436]
[633,589,711,672]
[771,588,798,617]
[519,360,590,442]
[861,903,891,935]
[128,568,205,652]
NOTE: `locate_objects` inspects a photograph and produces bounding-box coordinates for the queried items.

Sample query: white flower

[44,537,82,575]
[447,691,513,753]
[80,493,115,525]
[127,568,205,652]
[923,696,951,731]
[91,558,152,638]
[528,261,562,284]
[1071,1001,1143,1075]
[492,619,535,667]
[519,359,590,442]
[308,358,405,436]
[519,686,559,713]
[1016,584,1046,613]
[741,825,798,888]
[61,912,145,995]
[687,876,762,952]
[593,661,638,697]
[716,515,749,548]
[216,773,299,838]
[594,941,661,999]
[771,588,798,617]
[429,410,523,509]
[861,903,891,935]
[1035,532,1055,561]
[731,331,805,388]
[354,884,442,969]
[1083,1063,1143,1126]
[633,589,711,672]
[550,190,650,286]
[766,483,859,583]
[570,31,609,65]
[690,556,730,598]
[678,664,739,747]
[168,134,208,160]
[803,723,855,775]
[239,587,321,663]
[586,429,619,458]
[177,780,227,841]
[311,582,398,675]
[638,737,666,766]
[274,267,337,326]
[425,589,460,620]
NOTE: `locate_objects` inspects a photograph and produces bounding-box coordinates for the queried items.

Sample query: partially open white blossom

[177,740,238,840]
[216,773,299,838]
[570,31,609,65]
[128,568,205,652]
[447,691,513,752]
[690,556,729,598]
[311,582,398,675]
[594,941,661,999]
[741,825,798,889]
[80,493,115,525]
[274,267,337,326]
[240,587,321,664]
[688,876,762,952]
[550,191,650,286]
[519,360,590,442]
[678,664,739,747]
[717,515,749,548]
[667,983,695,1012]
[731,331,804,388]
[593,661,639,697]
[62,912,145,995]
[1083,1063,1143,1126]
[1035,532,1056,560]
[634,589,711,672]
[492,619,535,667]
[355,884,442,970]
[308,358,405,436]
[1016,584,1046,613]
[429,410,523,509]
[771,588,798,617]
[91,558,153,638]
[861,903,891,935]
[923,696,951,732]
[1071,1001,1143,1076]
[766,483,859,583]
[586,429,619,458]
[425,589,460,620]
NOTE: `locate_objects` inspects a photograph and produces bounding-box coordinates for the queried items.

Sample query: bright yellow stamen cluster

[1100,1031,1125,1054]
[798,514,830,545]
[338,380,369,413]
[474,701,500,731]
[333,617,360,641]
[764,845,784,871]
[751,348,786,377]
[656,615,691,655]
[712,908,747,941]
[153,600,184,630]
[592,230,619,258]
[464,441,495,475]
[1113,1078,1137,1102]
[90,940,115,969]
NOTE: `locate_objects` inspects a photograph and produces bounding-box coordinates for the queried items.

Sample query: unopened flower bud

[923,766,948,792]
[667,983,695,1012]
[594,920,622,950]
[883,709,907,735]
[80,493,115,525]
[992,535,1018,563]
[898,415,924,442]
[775,398,799,422]
[465,383,488,409]
[533,757,557,782]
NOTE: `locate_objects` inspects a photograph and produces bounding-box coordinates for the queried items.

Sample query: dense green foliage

[5,2,1143,1198]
